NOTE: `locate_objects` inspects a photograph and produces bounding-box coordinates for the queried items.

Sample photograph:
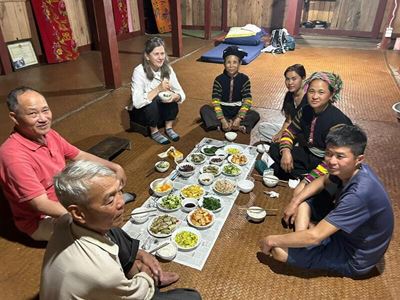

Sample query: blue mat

[200,43,265,65]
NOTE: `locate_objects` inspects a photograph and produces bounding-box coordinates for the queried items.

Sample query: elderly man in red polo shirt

[0,87,133,241]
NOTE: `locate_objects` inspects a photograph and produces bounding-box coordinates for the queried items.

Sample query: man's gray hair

[54,160,116,208]
[7,86,40,113]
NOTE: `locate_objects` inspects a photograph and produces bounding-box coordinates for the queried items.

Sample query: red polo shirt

[0,129,79,235]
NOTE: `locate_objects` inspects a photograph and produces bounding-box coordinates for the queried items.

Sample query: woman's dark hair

[325,124,367,156]
[142,37,170,81]
[284,64,306,79]
[281,64,306,116]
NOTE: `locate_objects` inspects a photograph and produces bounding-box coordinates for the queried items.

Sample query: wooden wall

[0,0,141,48]
[181,0,287,29]
[0,0,30,42]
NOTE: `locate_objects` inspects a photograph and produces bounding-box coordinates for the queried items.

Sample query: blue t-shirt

[325,164,394,274]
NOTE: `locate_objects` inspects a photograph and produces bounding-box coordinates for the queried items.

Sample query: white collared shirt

[40,214,155,300]
[131,64,186,109]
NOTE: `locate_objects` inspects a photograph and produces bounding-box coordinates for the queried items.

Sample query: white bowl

[150,178,174,197]
[187,208,215,229]
[237,179,255,193]
[246,206,267,222]
[176,162,196,178]
[263,175,279,188]
[209,156,225,166]
[225,131,237,142]
[155,160,170,172]
[172,226,201,251]
[392,102,400,121]
[158,91,173,102]
[156,242,178,261]
[181,198,199,212]
[130,207,149,224]
[198,173,214,186]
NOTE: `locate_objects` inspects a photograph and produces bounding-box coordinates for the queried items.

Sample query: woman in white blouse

[131,37,186,144]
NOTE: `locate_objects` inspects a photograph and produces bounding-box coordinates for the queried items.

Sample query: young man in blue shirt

[260,124,394,277]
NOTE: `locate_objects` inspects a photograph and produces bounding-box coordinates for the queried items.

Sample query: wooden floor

[0,35,400,300]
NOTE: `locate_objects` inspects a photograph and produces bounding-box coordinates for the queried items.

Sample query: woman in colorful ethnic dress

[130,37,185,144]
[264,72,353,181]
[200,46,260,133]
[258,64,308,143]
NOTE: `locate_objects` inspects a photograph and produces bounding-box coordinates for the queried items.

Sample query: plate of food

[200,164,221,176]
[224,145,244,155]
[209,156,225,166]
[212,178,237,195]
[187,208,215,229]
[157,194,182,212]
[222,163,242,176]
[200,195,222,212]
[200,145,222,156]
[180,184,205,199]
[147,215,180,238]
[189,153,207,164]
[172,227,201,251]
[228,153,248,166]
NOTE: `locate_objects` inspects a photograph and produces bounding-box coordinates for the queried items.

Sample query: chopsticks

[148,241,170,254]
[129,208,157,216]
[252,174,288,183]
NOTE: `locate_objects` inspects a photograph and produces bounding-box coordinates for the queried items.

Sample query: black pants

[108,228,202,300]
[130,98,179,128]
[269,143,323,180]
[200,104,260,133]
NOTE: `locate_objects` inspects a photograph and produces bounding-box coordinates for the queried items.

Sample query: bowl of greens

[157,194,182,212]
[200,195,222,212]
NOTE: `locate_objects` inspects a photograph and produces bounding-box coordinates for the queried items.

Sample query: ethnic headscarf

[303,71,343,103]
[222,46,248,62]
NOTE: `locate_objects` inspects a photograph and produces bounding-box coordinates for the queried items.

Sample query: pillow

[224,30,265,46]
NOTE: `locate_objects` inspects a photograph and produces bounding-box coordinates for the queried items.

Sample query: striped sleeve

[211,80,224,119]
[238,79,252,118]
[279,109,303,151]
[304,161,329,183]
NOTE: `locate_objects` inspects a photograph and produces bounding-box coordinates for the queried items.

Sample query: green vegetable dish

[202,196,221,211]
[223,164,241,176]
[174,231,199,248]
[149,215,179,235]
[160,194,181,210]
[202,146,219,156]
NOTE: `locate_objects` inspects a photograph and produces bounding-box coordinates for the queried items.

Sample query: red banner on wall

[112,0,129,35]
[31,0,79,64]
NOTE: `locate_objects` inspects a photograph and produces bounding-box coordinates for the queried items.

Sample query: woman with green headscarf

[261,71,353,183]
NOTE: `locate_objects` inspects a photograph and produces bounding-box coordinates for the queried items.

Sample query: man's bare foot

[239,125,247,134]
[159,271,180,287]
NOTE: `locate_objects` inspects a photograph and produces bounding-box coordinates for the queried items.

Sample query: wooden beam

[285,0,304,37]
[93,0,121,89]
[221,0,228,32]
[137,0,145,35]
[170,0,183,57]
[372,0,388,39]
[0,22,12,75]
[204,0,212,39]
